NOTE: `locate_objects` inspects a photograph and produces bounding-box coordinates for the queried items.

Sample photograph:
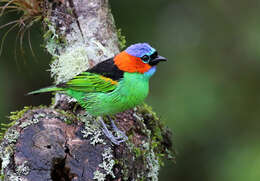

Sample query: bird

[28,43,167,144]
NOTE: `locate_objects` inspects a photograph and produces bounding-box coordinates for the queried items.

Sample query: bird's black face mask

[148,55,167,66]
[140,51,167,66]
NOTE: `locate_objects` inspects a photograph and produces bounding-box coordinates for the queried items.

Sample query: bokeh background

[1,0,260,180]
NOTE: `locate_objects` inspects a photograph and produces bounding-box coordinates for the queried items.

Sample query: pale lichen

[3,129,19,144]
[19,113,45,128]
[16,161,30,176]
[144,143,160,181]
[50,44,90,83]
[7,174,20,181]
[0,146,13,175]
[48,20,117,84]
[93,170,106,181]
[99,147,115,178]
[80,115,105,145]
[0,108,48,179]
[52,93,78,107]
[50,39,115,85]
[93,147,115,181]
[45,38,60,58]
[5,171,27,181]
[0,128,20,177]
[43,19,63,58]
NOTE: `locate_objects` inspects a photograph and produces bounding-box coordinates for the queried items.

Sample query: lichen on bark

[0,0,174,180]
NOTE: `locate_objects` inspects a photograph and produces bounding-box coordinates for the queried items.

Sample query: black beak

[149,55,167,66]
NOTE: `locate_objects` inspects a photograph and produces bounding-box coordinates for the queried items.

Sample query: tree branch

[0,0,173,180]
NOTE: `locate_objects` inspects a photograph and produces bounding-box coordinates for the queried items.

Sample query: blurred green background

[1,0,260,180]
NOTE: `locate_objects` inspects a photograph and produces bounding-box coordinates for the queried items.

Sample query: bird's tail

[27,86,64,95]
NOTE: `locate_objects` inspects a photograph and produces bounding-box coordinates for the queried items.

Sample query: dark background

[1,0,260,180]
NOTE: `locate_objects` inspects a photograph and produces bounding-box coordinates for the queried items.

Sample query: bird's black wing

[57,57,124,89]
[87,57,124,81]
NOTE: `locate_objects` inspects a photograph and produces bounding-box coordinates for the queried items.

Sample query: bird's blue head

[125,43,156,58]
[125,43,167,66]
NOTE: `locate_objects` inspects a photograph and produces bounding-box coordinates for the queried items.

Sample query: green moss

[133,147,142,158]
[140,178,145,181]
[43,29,54,40]
[0,122,15,140]
[66,8,74,16]
[0,106,32,140]
[138,103,160,121]
[55,109,77,125]
[116,104,174,180]
[0,105,48,140]
[0,174,4,181]
[9,106,32,121]
[43,18,66,45]
[117,28,126,50]
[64,119,72,125]
[43,18,66,59]
[9,105,47,122]
[51,95,56,106]
[138,103,174,160]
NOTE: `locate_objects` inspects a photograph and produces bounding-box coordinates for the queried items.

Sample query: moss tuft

[117,28,126,50]
[0,174,4,181]
[9,106,32,121]
[0,122,16,141]
[43,18,67,58]
[1,105,30,142]
[114,104,174,180]
[55,109,77,125]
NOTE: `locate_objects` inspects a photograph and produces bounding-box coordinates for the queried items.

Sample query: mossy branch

[0,0,174,180]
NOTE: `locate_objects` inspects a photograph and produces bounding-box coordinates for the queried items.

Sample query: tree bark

[0,0,173,180]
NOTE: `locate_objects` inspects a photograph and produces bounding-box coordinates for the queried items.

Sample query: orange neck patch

[114,51,152,73]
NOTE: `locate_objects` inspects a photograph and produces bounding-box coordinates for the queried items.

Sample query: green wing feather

[28,72,118,95]
[63,72,118,93]
[27,86,64,95]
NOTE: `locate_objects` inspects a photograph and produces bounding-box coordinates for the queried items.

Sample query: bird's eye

[141,55,150,63]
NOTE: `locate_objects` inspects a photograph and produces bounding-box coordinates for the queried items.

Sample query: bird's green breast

[68,72,151,116]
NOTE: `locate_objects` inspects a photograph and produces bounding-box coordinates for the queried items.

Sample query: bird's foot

[109,117,128,141]
[98,117,128,145]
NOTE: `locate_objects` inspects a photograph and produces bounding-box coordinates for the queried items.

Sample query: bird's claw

[99,117,128,145]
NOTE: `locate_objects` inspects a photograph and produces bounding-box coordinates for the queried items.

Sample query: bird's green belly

[68,73,150,116]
